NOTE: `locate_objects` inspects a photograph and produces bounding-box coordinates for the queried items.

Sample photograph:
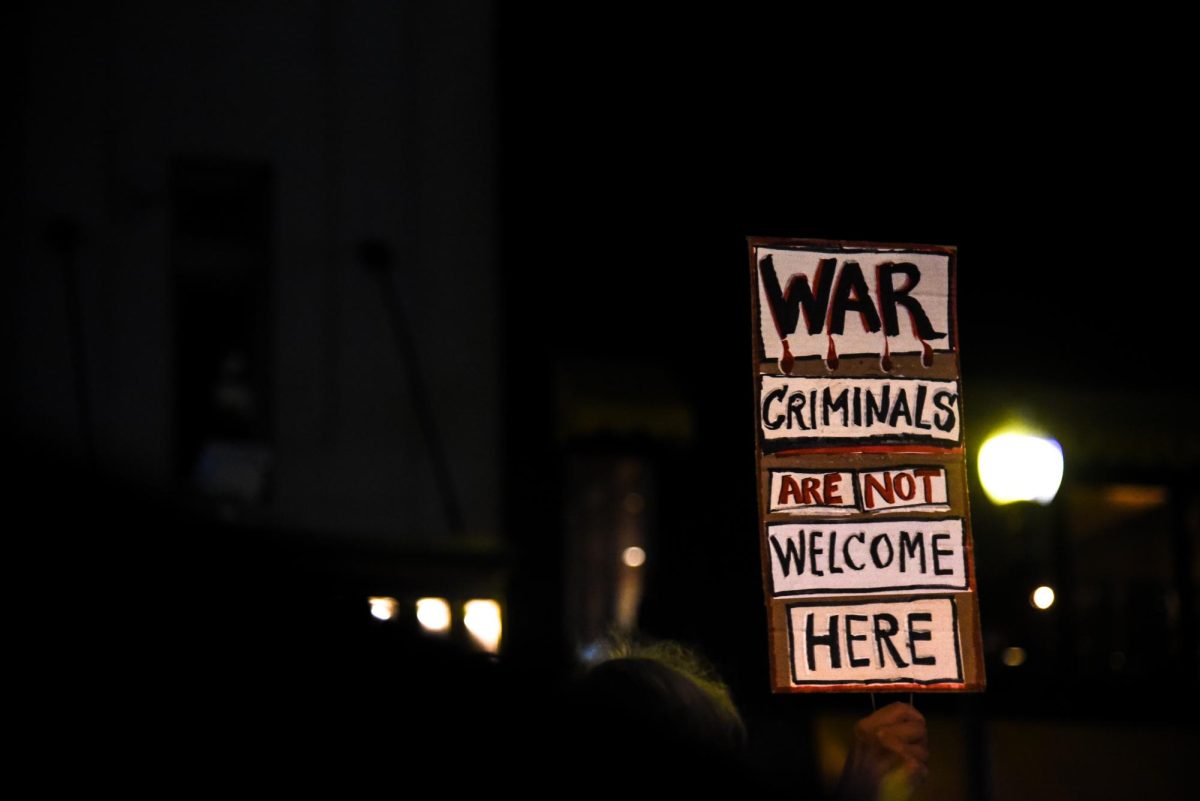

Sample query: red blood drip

[780,338,794,374]
[826,335,839,370]
[921,338,934,368]
[880,337,893,372]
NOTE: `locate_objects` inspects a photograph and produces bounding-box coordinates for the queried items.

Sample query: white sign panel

[756,247,951,362]
[787,597,962,685]
[759,377,961,446]
[857,467,949,512]
[769,470,857,515]
[766,518,967,596]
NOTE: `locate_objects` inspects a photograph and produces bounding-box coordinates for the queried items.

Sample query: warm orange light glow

[1001,646,1027,667]
[463,599,502,653]
[369,596,398,621]
[1103,485,1167,510]
[416,597,451,633]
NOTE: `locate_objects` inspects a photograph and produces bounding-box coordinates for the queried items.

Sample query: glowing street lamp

[978,431,1064,505]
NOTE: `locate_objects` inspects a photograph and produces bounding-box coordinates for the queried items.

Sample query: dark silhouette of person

[562,639,928,800]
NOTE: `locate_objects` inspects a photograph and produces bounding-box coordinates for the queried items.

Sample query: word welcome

[766,519,967,596]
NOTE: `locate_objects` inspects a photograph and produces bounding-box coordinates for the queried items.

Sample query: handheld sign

[749,238,985,693]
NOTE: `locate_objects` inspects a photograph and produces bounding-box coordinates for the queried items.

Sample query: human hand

[837,701,929,801]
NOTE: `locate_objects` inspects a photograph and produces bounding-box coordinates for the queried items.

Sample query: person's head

[563,638,747,784]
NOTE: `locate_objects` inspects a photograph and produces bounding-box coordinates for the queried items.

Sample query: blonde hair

[565,637,750,788]
[602,637,740,719]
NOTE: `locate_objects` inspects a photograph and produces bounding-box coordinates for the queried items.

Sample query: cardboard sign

[749,238,985,693]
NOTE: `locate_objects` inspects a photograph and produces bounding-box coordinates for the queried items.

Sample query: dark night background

[10,4,1196,797]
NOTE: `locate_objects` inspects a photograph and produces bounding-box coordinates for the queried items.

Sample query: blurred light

[1031,585,1056,610]
[623,492,645,514]
[622,546,647,568]
[1001,646,1027,667]
[578,641,607,665]
[464,599,502,653]
[978,431,1064,505]
[369,596,398,621]
[416,597,451,633]
[1103,484,1167,510]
